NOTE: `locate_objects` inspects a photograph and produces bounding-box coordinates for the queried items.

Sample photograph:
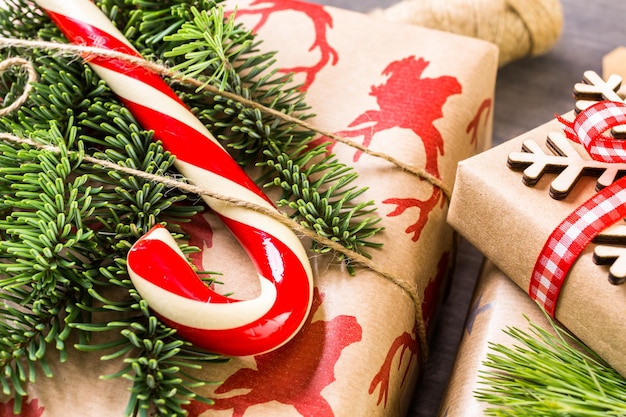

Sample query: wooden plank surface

[311,0,626,415]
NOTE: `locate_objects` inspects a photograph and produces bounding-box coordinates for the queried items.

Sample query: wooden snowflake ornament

[574,70,626,137]
[507,131,626,199]
[593,222,626,284]
[574,71,622,110]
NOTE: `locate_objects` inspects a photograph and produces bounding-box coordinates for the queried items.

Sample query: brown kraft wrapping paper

[1,1,498,416]
[437,260,556,417]
[448,112,626,377]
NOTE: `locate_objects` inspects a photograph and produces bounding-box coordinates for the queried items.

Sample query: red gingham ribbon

[530,101,626,316]
[558,101,626,162]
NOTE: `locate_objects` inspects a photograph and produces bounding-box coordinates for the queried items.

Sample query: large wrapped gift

[448,70,626,377]
[182,3,496,416]
[437,260,556,416]
[0,0,498,416]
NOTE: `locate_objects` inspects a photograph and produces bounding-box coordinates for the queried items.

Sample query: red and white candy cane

[35,0,314,356]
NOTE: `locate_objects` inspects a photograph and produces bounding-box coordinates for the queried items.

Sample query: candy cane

[34,0,314,356]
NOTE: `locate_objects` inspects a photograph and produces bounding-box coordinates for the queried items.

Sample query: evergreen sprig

[475,317,626,416]
[162,5,383,257]
[0,0,384,415]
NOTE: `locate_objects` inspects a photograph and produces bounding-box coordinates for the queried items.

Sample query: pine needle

[475,316,626,416]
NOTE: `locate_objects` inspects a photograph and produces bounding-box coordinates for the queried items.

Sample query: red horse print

[369,252,451,407]
[184,288,362,417]
[232,0,338,91]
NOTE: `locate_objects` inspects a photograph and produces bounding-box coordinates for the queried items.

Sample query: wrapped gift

[448,71,626,377]
[181,3,496,416]
[437,260,556,417]
[0,0,498,415]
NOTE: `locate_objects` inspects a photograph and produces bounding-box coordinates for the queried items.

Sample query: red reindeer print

[0,397,44,417]
[420,252,452,331]
[184,288,362,417]
[466,98,492,148]
[233,0,338,91]
[384,188,447,242]
[369,252,450,407]
[328,56,461,169]
[319,56,461,242]
[368,321,418,407]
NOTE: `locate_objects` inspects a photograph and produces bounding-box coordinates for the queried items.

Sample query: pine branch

[264,141,382,254]
[162,5,383,257]
[475,317,626,416]
[73,292,225,417]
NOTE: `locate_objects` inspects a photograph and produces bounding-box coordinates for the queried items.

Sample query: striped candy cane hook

[35,0,314,356]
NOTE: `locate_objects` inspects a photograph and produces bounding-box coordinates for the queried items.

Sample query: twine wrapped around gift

[370,0,563,66]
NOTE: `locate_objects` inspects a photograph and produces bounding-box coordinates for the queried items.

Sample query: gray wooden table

[314,0,625,415]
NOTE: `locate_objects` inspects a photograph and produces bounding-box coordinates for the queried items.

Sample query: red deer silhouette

[329,56,461,169]
[421,252,452,331]
[384,189,447,242]
[369,321,419,407]
[0,398,44,417]
[184,288,362,417]
[383,96,491,242]
[369,252,451,407]
[233,0,338,91]
[316,56,461,242]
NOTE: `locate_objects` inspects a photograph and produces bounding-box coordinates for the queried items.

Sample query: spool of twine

[370,0,563,66]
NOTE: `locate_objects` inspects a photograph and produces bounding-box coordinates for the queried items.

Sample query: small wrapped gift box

[0,0,498,416]
[437,260,556,417]
[448,78,626,377]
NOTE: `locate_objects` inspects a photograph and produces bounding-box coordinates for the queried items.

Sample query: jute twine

[370,0,563,66]
[0,57,37,116]
[0,39,449,361]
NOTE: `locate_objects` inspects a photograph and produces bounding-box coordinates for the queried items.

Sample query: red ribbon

[558,101,626,162]
[530,101,626,316]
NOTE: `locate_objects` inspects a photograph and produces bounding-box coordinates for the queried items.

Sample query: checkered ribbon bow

[530,101,626,316]
[558,101,626,162]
